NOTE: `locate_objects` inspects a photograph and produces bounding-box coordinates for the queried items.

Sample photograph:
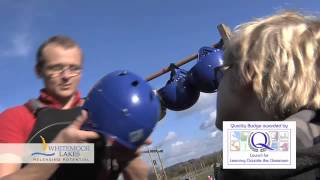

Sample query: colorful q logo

[250,132,274,151]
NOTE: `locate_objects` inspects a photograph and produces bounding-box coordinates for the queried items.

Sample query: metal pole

[148,148,160,180]
[156,149,167,180]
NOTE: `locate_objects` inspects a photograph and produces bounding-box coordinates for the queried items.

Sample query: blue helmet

[82,70,160,150]
[157,64,200,111]
[188,47,224,93]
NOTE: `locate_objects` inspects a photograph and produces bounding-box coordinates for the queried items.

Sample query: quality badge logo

[248,131,274,152]
[223,121,296,169]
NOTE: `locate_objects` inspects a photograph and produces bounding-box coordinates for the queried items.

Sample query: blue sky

[1,0,319,167]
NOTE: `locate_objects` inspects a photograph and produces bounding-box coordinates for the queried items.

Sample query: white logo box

[0,143,94,163]
[223,121,296,169]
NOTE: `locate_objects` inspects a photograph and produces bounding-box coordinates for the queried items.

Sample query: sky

[0,0,320,167]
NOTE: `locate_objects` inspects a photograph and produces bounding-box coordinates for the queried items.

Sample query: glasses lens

[46,65,82,77]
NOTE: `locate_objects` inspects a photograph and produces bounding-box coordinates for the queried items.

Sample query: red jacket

[0,89,81,143]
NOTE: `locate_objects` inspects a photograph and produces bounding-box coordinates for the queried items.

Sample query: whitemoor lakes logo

[31,136,55,157]
[0,136,94,164]
[223,121,296,169]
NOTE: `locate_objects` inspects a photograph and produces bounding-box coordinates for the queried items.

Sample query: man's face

[38,44,82,100]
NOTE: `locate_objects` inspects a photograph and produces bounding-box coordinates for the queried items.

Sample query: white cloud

[175,93,217,118]
[143,93,221,167]
[153,131,178,149]
[143,129,223,167]
[0,1,37,58]
[174,93,219,133]
[165,131,177,141]
[199,110,216,131]
[12,34,32,56]
[161,133,223,167]
[209,110,216,119]
[171,140,183,148]
[164,93,219,133]
[0,33,32,57]
[210,130,219,138]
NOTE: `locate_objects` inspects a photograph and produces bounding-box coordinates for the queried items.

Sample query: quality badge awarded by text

[223,121,296,169]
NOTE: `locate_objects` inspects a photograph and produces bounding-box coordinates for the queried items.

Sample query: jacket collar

[38,89,82,109]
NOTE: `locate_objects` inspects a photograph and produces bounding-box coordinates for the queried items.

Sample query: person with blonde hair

[215,11,320,179]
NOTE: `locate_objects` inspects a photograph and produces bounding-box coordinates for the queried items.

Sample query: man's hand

[122,139,152,180]
[122,158,149,180]
[52,110,99,143]
[53,110,151,180]
[100,138,152,180]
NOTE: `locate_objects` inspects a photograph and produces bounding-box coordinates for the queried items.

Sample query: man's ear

[35,65,43,79]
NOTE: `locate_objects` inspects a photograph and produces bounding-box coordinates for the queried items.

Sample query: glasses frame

[213,64,233,91]
[44,64,83,78]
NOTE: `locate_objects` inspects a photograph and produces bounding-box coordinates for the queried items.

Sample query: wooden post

[217,24,231,43]
[184,166,189,177]
[145,24,231,82]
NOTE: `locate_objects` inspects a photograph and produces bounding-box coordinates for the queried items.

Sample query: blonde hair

[224,11,320,119]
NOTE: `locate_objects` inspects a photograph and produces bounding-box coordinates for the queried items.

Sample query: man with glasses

[0,35,149,179]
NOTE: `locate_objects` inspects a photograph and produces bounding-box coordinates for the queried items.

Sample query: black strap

[27,107,82,143]
[24,99,47,116]
[24,101,122,180]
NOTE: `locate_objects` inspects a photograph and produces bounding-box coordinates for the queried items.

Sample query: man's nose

[60,69,74,79]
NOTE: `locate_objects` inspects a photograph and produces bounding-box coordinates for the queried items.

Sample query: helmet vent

[131,80,139,87]
[118,71,128,76]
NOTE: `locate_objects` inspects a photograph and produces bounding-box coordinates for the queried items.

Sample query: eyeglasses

[213,64,232,89]
[45,64,82,78]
